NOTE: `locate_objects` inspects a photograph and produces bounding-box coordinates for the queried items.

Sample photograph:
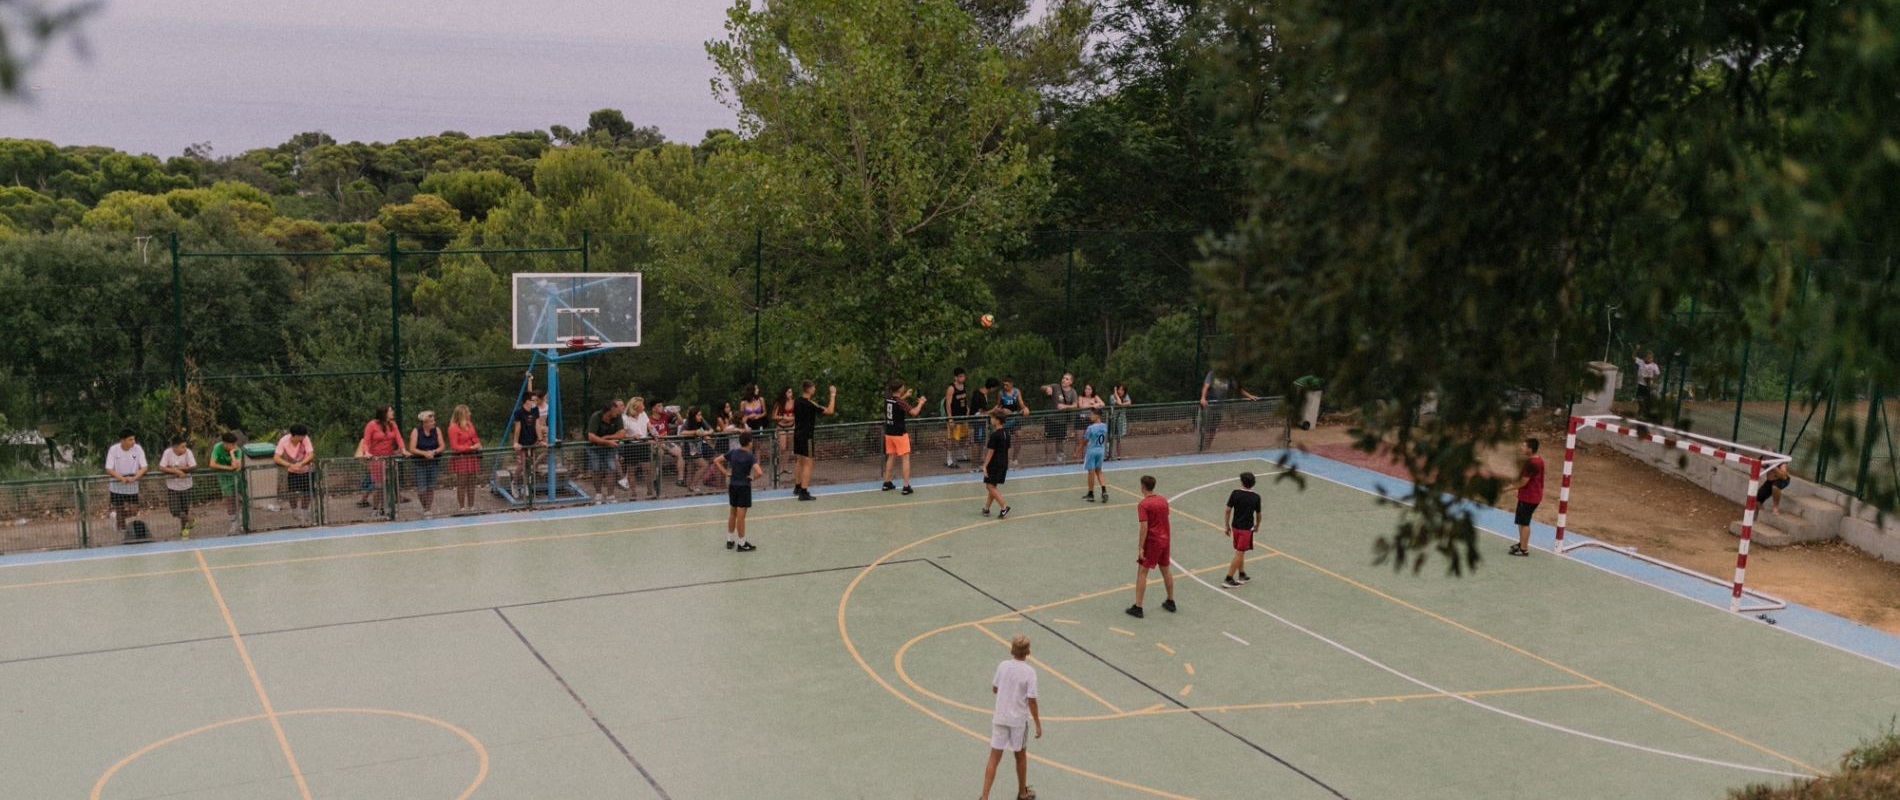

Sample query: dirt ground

[1296,420,1900,636]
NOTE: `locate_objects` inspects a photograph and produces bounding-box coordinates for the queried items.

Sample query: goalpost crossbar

[1554,414,1792,615]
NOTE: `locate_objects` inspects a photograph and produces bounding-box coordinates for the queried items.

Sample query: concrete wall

[1576,425,1900,564]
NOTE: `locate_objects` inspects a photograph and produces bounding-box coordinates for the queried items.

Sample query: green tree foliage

[0,1,95,97]
[417,169,522,222]
[708,0,1054,397]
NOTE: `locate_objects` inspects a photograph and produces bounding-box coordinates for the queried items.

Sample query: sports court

[6,451,1898,799]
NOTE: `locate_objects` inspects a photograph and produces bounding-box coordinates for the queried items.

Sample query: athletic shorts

[990,722,1028,752]
[1514,501,1539,526]
[728,486,752,509]
[949,422,969,442]
[1755,478,1791,503]
[287,472,312,496]
[620,440,650,466]
[109,492,139,511]
[1139,538,1170,570]
[884,434,911,457]
[1231,527,1255,552]
[794,436,814,458]
[984,468,1007,486]
[1083,448,1104,471]
[168,488,191,517]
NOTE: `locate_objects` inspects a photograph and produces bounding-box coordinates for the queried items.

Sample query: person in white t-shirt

[619,397,655,499]
[157,435,198,538]
[1633,345,1662,418]
[103,428,149,536]
[978,635,1042,800]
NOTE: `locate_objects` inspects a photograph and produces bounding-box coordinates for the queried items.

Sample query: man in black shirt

[584,400,626,501]
[1221,471,1262,588]
[945,368,971,468]
[980,409,1011,519]
[791,380,837,501]
[881,378,928,495]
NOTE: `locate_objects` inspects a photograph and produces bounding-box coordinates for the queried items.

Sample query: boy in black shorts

[792,381,838,500]
[715,432,766,551]
[1509,438,1544,557]
[1221,472,1261,588]
[981,409,1012,519]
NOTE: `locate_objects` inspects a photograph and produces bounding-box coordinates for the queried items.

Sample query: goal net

[1554,414,1790,615]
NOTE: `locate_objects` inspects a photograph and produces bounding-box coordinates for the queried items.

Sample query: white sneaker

[616,477,630,489]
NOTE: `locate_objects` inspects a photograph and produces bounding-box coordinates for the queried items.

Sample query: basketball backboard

[511,273,642,350]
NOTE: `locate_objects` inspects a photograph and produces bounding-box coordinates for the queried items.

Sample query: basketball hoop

[563,335,602,350]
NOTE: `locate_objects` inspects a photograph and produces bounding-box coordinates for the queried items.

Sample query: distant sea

[2,14,737,157]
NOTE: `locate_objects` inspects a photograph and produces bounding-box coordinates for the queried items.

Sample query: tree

[0,1,95,97]
[708,0,1053,395]
[1200,0,1900,573]
[418,169,522,222]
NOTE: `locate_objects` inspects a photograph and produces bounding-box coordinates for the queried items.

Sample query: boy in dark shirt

[716,432,766,552]
[791,381,838,500]
[1222,471,1262,588]
[881,378,927,495]
[981,409,1012,519]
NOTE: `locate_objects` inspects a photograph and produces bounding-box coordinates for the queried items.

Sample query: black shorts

[1514,501,1539,526]
[620,440,650,466]
[1755,478,1790,502]
[984,469,1007,486]
[168,488,192,517]
[728,486,752,508]
[793,436,814,458]
[287,472,313,496]
[109,492,139,510]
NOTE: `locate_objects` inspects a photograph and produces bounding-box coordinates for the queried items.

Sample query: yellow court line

[975,553,1281,626]
[1179,684,1193,697]
[1156,643,1176,656]
[974,622,1124,715]
[0,486,1084,592]
[193,550,313,800]
[1051,618,1080,625]
[1184,663,1195,676]
[1145,487,1827,777]
[1108,627,1137,638]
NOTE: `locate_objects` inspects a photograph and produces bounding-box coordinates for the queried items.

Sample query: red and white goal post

[1554,414,1790,615]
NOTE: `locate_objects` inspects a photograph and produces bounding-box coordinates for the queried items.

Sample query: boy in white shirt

[978,635,1041,800]
[157,435,198,538]
[103,428,148,537]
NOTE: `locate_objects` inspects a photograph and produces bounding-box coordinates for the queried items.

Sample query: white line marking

[1165,478,1811,780]
[1223,632,1250,646]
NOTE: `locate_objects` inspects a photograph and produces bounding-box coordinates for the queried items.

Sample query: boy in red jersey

[1509,438,1544,556]
[1126,475,1176,618]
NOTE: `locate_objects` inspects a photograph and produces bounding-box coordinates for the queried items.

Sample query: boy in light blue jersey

[1076,408,1110,502]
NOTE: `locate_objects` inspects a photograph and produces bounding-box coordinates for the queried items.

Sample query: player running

[981,409,1012,518]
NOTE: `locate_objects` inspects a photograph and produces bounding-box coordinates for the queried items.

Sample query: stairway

[1729,490,1844,547]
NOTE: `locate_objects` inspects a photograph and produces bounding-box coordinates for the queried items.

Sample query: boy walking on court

[978,634,1041,800]
[881,378,927,495]
[981,409,1012,518]
[1076,408,1109,502]
[792,381,837,500]
[1221,472,1261,588]
[715,432,766,552]
[1127,475,1176,617]
[1509,438,1544,557]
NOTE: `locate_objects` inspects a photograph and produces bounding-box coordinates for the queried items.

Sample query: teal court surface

[4,452,1899,799]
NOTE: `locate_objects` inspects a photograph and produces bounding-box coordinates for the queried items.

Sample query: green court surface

[3,456,1896,799]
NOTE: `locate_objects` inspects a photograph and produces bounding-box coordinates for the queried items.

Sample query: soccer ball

[979,313,995,328]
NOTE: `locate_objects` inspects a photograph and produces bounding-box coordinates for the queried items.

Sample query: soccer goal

[1554,414,1790,615]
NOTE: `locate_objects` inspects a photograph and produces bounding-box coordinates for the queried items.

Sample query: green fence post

[170,232,186,432]
[238,462,250,534]
[388,232,404,425]
[753,228,763,386]
[1818,363,1841,485]
[1731,338,1750,443]
[1062,229,1074,362]
[581,231,592,416]
[75,478,88,548]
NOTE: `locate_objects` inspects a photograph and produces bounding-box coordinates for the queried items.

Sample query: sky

[1,0,742,157]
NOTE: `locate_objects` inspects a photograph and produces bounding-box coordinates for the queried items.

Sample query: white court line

[1166,477,1812,780]
[1223,632,1250,646]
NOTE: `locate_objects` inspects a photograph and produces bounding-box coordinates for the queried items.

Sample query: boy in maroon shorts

[1221,471,1261,588]
[1127,475,1176,618]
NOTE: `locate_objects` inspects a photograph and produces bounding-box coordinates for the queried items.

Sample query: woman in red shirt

[359,405,409,514]
[447,404,482,513]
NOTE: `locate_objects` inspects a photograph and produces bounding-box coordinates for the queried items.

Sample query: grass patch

[1729,719,1900,799]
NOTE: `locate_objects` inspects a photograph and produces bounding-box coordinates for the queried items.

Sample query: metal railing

[0,399,1287,556]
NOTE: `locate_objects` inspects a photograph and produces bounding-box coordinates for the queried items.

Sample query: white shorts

[990,722,1028,752]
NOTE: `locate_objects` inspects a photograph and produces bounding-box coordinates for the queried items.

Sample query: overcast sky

[2,0,742,156]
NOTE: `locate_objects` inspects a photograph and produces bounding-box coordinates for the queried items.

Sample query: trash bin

[1294,376,1323,430]
[242,442,281,511]
[1579,361,1619,416]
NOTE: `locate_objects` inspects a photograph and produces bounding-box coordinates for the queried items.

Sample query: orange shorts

[884,434,911,456]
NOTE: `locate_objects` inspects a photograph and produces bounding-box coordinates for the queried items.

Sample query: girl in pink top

[447,404,483,512]
[359,405,409,513]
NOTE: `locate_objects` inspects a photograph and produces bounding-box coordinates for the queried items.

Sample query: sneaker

[1083,492,1095,502]
[727,540,736,550]
[355,499,371,508]
[1237,572,1251,584]
[180,523,192,540]
[998,506,1010,519]
[1162,599,1177,613]
[981,507,991,516]
[1222,577,1241,589]
[1508,545,1530,557]
[901,486,914,495]
[1125,605,1144,618]
[946,456,956,468]
[736,541,757,552]
[882,481,896,491]
[617,477,630,489]
[797,492,816,502]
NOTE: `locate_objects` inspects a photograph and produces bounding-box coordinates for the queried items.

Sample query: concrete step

[1729,516,1834,546]
[1778,494,1846,529]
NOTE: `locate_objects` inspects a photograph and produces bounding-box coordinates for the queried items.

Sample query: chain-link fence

[0,398,1286,556]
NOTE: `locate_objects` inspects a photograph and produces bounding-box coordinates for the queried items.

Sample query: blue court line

[0,451,1279,571]
[1270,448,1900,672]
